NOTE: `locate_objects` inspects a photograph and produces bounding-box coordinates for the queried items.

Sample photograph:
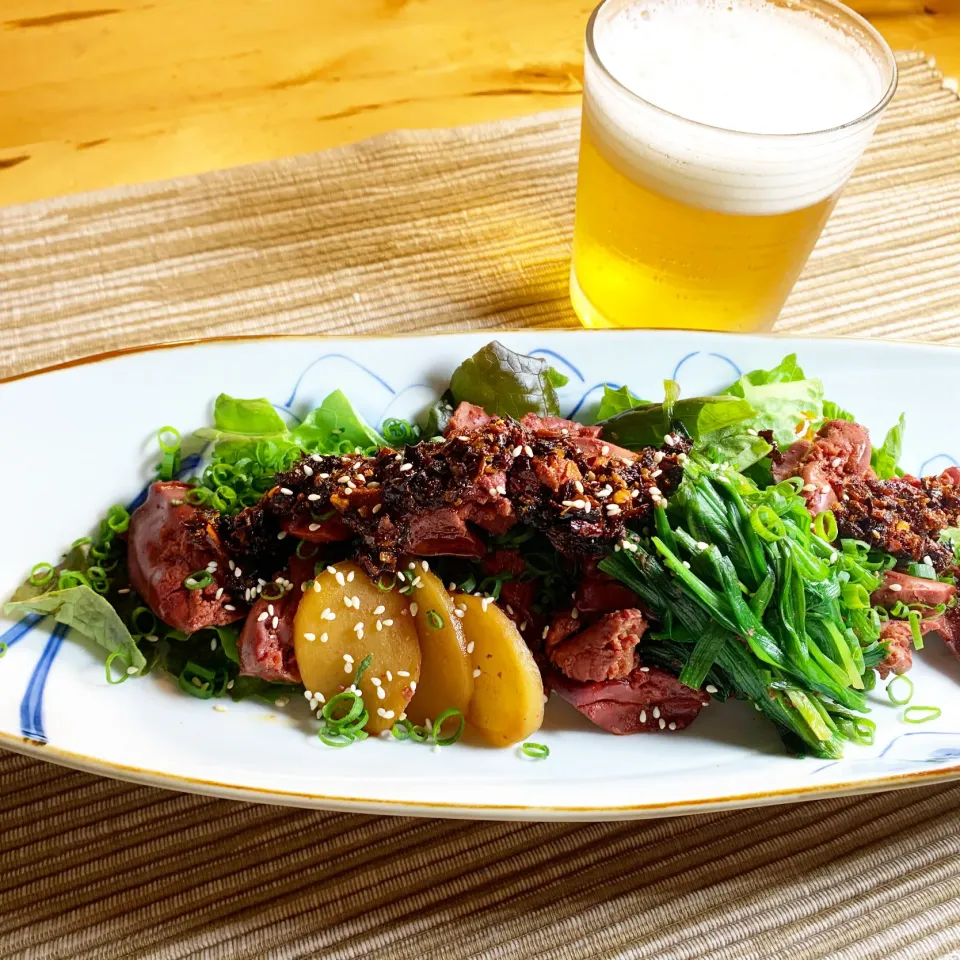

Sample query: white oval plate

[2,330,960,821]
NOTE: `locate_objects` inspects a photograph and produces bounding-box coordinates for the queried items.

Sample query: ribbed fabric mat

[3,49,960,960]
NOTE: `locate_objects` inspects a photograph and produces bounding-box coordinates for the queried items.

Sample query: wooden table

[0,0,957,206]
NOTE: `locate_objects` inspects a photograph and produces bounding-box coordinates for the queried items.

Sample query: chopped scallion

[904,705,941,724]
[886,675,914,706]
[183,570,213,591]
[426,610,444,630]
[521,742,550,760]
[432,708,465,746]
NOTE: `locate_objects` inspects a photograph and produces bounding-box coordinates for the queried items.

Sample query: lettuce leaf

[5,586,146,672]
[289,390,387,453]
[212,395,288,437]
[871,414,906,480]
[596,384,646,421]
[448,341,562,419]
[697,428,773,472]
[822,400,856,423]
[722,356,824,448]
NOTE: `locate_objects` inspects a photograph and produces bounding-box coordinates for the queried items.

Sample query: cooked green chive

[353,653,373,686]
[131,606,157,636]
[157,425,181,454]
[426,610,444,630]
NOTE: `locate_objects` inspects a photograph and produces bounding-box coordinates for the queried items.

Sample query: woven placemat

[3,49,960,960]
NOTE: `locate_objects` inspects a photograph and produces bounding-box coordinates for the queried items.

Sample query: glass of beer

[570,0,897,331]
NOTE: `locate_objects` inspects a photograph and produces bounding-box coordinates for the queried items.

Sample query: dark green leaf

[448,341,561,419]
[216,625,240,664]
[419,390,455,438]
[595,384,646,421]
[228,676,300,703]
[600,396,754,450]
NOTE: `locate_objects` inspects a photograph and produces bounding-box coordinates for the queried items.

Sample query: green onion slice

[391,720,413,741]
[904,705,941,724]
[183,570,213,591]
[29,562,55,587]
[908,610,924,651]
[813,510,838,542]
[749,506,785,543]
[157,425,182,454]
[105,651,131,685]
[887,675,914,706]
[432,708,465,747]
[322,691,363,727]
[0,642,8,658]
[377,574,397,592]
[131,606,157,636]
[319,728,356,748]
[106,504,131,534]
[261,581,285,600]
[426,610,444,630]
[521,742,550,760]
[295,540,319,560]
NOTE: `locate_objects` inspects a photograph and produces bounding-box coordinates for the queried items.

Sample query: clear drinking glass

[570,0,897,332]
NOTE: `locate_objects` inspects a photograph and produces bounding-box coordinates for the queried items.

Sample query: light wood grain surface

[0,0,958,206]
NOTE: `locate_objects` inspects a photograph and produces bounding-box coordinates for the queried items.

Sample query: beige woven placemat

[3,49,960,960]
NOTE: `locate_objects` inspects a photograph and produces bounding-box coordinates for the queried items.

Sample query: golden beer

[571,0,897,332]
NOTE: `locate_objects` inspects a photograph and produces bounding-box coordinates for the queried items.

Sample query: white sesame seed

[410,681,417,692]
[480,597,492,612]
[653,452,664,463]
[126,666,138,676]
[682,561,691,569]
[313,581,322,594]
[215,587,224,600]
[669,722,677,731]
[303,632,316,642]
[640,666,650,673]
[421,560,430,572]
[224,604,236,611]
[343,663,352,674]
[570,607,579,621]
[213,704,229,713]
[271,616,278,629]
[257,611,268,622]
[334,571,345,586]
[337,475,351,484]
[889,583,903,592]
[454,608,465,618]
[226,679,234,689]
[397,671,410,677]
[601,445,610,456]
[606,503,621,516]
[377,687,386,700]
[409,603,418,616]
[374,605,385,615]
[353,621,364,634]
[832,457,843,468]
[659,718,666,730]
[376,707,386,718]
[542,625,549,640]
[511,445,523,457]
[308,523,321,532]
[343,596,353,608]
[649,486,661,497]
[639,710,647,723]
[473,668,481,678]
[457,435,470,442]
[399,463,413,473]
[307,493,321,502]
[384,710,395,719]
[372,504,383,515]
[653,706,661,719]
[321,633,329,642]
[383,619,393,626]
[371,677,382,686]
[280,488,293,496]
[376,620,383,631]
[924,555,933,565]
[524,445,534,458]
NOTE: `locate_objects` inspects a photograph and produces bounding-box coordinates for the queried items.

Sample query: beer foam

[585,0,893,214]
